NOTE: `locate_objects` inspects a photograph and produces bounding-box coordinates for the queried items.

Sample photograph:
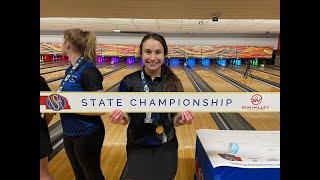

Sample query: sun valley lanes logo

[251,94,262,105]
[40,94,71,111]
[242,93,269,110]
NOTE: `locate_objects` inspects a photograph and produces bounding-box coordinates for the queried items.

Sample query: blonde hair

[63,28,96,64]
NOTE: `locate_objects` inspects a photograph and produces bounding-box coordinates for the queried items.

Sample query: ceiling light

[113,29,121,32]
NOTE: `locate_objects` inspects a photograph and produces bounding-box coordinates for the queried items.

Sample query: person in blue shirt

[109,33,195,180]
[59,28,105,180]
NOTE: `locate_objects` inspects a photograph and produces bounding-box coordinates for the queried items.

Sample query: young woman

[59,28,105,180]
[109,33,195,180]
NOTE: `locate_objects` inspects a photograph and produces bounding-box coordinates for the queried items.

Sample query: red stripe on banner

[63,98,71,109]
[40,96,50,109]
[40,96,47,105]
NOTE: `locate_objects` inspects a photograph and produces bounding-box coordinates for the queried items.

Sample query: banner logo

[40,94,71,111]
[251,94,262,105]
[242,94,270,111]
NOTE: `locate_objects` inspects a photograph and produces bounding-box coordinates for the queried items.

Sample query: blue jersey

[60,59,104,136]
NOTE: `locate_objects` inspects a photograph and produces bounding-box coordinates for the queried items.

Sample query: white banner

[40,92,280,113]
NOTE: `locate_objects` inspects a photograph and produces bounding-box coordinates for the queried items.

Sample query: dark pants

[125,137,178,180]
[40,119,52,159]
[63,128,105,180]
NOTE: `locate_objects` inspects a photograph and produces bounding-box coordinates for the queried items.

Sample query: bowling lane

[41,61,109,74]
[265,64,280,71]
[47,63,124,91]
[192,68,240,92]
[102,63,141,90]
[229,65,280,84]
[211,64,280,92]
[171,66,218,180]
[239,112,280,130]
[40,65,69,74]
[41,70,66,81]
[251,66,280,76]
[40,62,69,69]
[42,63,111,81]
[194,65,279,130]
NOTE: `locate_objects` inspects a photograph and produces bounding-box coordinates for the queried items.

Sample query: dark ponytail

[161,64,184,92]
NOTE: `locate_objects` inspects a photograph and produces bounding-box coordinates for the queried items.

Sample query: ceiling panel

[41,18,280,34]
[157,19,182,25]
[182,19,207,26]
[112,24,137,31]
[103,18,133,25]
[41,0,280,19]
[132,19,158,26]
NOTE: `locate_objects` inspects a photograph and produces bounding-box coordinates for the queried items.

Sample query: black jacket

[118,67,181,145]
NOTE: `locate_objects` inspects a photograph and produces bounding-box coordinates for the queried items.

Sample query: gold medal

[156,125,164,134]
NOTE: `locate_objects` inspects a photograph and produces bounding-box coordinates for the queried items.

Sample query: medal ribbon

[140,70,152,123]
[140,69,167,143]
[57,57,84,92]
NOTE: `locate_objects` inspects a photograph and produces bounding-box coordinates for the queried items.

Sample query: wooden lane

[235,65,280,84]
[252,66,280,76]
[239,112,280,130]
[192,68,240,92]
[211,64,280,92]
[101,64,141,90]
[100,114,128,180]
[41,70,66,81]
[171,66,218,180]
[42,63,111,81]
[48,65,140,180]
[237,65,280,76]
[40,65,69,74]
[40,62,109,74]
[264,64,280,71]
[194,66,280,131]
[40,62,69,69]
[47,149,74,179]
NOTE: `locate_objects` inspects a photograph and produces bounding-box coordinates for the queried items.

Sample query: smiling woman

[139,34,167,79]
[108,32,196,180]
